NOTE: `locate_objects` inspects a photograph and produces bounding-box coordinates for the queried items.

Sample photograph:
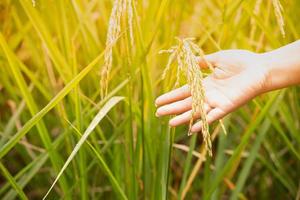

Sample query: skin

[155,40,300,133]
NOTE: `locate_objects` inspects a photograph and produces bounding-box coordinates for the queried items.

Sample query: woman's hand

[155,50,270,133]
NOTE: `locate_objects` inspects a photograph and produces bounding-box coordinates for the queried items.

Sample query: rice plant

[159,38,213,155]
[0,0,299,199]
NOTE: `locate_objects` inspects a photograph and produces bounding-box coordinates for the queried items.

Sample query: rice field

[0,0,300,199]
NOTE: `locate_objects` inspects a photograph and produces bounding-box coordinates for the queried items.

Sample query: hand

[155,50,270,133]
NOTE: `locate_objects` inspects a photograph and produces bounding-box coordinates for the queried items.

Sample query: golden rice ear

[101,0,135,99]
[160,38,213,156]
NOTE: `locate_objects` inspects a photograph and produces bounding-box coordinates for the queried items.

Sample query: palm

[155,50,268,132]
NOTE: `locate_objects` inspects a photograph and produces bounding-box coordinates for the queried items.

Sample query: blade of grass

[3,132,69,199]
[178,134,197,199]
[181,126,220,199]
[204,91,282,199]
[70,24,88,200]
[166,127,175,199]
[0,99,26,146]
[230,90,285,200]
[0,162,28,200]
[0,32,71,198]
[19,0,71,83]
[43,96,127,200]
[0,45,105,159]
[269,111,300,160]
[258,154,296,195]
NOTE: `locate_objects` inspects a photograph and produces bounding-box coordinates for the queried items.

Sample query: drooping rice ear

[160,38,213,156]
[101,0,135,99]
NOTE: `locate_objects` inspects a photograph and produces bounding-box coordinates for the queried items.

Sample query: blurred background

[0,0,299,199]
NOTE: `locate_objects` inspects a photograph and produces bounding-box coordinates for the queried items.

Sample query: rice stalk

[272,0,285,37]
[101,0,134,99]
[160,38,212,156]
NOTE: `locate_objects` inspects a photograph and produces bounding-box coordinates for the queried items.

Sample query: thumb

[197,51,223,69]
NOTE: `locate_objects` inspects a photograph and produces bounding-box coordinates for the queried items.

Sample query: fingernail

[155,112,159,117]
[154,98,160,106]
[156,107,162,115]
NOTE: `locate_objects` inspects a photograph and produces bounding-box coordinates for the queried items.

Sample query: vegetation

[0,0,299,199]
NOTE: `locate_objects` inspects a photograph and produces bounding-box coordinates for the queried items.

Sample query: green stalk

[178,134,197,199]
[166,127,176,200]
[204,91,282,199]
[0,32,71,199]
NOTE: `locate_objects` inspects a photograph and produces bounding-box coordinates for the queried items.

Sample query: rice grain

[160,38,212,156]
[101,0,134,98]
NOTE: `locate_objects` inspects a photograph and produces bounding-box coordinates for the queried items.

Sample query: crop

[0,0,299,200]
[160,38,214,156]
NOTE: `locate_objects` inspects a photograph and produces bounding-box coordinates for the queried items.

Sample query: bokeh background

[0,0,299,199]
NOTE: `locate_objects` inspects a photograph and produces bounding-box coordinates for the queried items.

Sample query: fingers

[156,97,192,116]
[169,104,212,127]
[190,108,226,133]
[155,51,223,106]
[155,85,190,107]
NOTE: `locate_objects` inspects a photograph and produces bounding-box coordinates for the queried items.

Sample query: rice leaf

[42,96,126,200]
[0,46,105,159]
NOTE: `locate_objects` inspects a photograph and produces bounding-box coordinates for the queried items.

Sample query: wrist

[259,52,284,92]
[253,52,276,94]
[260,46,300,92]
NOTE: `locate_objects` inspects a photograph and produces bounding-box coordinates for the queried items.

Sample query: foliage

[0,0,299,199]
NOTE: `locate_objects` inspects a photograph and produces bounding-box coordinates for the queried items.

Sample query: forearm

[262,40,300,92]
